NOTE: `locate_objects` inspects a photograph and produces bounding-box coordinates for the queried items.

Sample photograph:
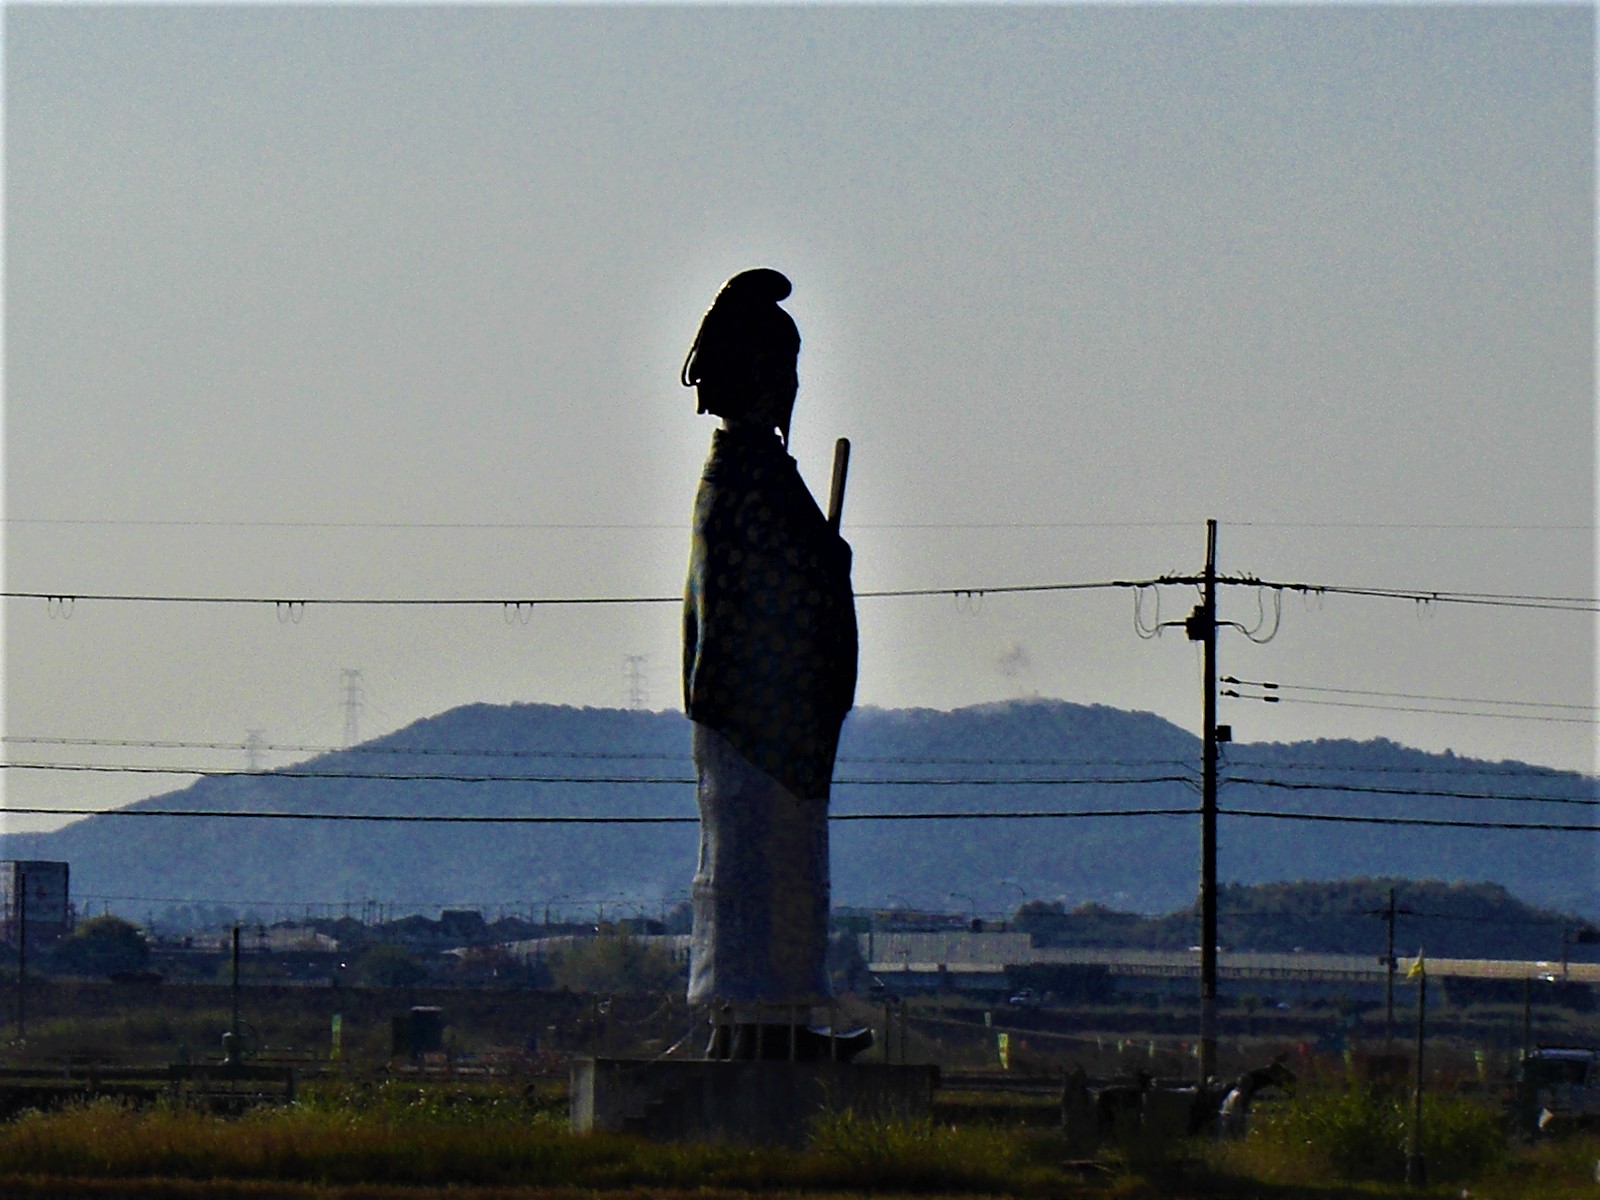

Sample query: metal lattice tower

[623,655,648,711]
[244,730,267,771]
[340,668,364,747]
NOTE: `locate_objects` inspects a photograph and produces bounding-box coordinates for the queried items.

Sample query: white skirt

[687,722,833,1007]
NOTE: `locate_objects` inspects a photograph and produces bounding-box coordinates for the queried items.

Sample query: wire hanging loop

[275,601,306,625]
[46,595,77,620]
[1232,586,1284,644]
[953,590,985,615]
[1133,584,1162,639]
[503,602,534,627]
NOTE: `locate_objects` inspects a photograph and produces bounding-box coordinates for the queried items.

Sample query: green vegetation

[1016,878,1589,961]
[0,1094,1064,1195]
[545,934,682,995]
[46,916,151,979]
[1217,1087,1508,1185]
[0,1082,1589,1198]
[348,944,430,989]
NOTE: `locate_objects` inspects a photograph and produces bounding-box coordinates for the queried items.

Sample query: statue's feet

[705,1022,874,1063]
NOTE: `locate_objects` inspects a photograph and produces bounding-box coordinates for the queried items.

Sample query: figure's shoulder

[704,428,799,486]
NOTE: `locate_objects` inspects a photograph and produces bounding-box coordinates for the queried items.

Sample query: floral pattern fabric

[682,426,858,801]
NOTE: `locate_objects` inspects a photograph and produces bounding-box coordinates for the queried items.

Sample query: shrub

[47,916,150,978]
[801,1110,1058,1193]
[546,933,681,995]
[1236,1086,1507,1185]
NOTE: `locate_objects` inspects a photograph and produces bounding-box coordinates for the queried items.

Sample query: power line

[11,517,1592,532]
[2,801,1587,835]
[9,735,1581,781]
[1228,522,1595,532]
[1224,691,1597,725]
[1222,676,1598,712]
[1218,808,1595,834]
[1236,578,1598,613]
[7,762,1593,805]
[8,577,1596,611]
[0,762,1197,787]
[1216,678,1593,713]
[0,805,1197,824]
[1220,757,1581,780]
[1222,776,1598,807]
[0,736,1197,772]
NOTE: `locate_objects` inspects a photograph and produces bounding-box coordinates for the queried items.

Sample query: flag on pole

[1406,948,1426,980]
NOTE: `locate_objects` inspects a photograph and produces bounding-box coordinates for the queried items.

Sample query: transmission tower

[340,668,364,747]
[243,730,267,772]
[623,655,649,711]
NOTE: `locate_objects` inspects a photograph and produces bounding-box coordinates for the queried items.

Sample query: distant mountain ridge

[7,699,1595,922]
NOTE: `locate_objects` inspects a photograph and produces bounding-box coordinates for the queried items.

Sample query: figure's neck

[720,416,784,443]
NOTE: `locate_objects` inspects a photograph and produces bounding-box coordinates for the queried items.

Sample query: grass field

[0,1080,1590,1200]
[0,981,1593,1197]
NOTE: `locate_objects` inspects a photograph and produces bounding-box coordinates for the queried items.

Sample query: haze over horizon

[5,5,1594,854]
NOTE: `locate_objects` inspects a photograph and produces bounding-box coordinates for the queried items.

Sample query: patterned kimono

[683,426,857,1006]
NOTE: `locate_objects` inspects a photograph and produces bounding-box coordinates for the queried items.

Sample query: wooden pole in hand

[827,438,851,531]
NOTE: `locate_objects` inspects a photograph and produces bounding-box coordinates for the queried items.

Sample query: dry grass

[0,1081,1589,1199]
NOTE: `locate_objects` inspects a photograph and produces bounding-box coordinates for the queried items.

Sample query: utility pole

[1383,888,1398,1046]
[228,924,241,1065]
[14,869,25,1045]
[1406,966,1428,1186]
[1362,887,1415,1048]
[1186,519,1221,1086]
[340,668,363,748]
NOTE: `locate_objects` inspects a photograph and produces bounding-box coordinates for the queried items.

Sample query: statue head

[681,268,800,443]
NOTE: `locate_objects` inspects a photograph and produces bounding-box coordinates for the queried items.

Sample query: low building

[0,860,72,949]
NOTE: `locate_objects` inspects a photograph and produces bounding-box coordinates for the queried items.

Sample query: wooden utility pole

[1186,520,1220,1086]
[1384,887,1398,1046]
[229,924,242,1064]
[1406,967,1428,1186]
[14,870,25,1044]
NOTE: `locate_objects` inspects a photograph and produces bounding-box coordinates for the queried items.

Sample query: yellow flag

[997,1032,1010,1070]
[1406,949,1425,980]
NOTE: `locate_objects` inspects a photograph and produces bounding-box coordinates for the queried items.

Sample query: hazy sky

[4,3,1595,837]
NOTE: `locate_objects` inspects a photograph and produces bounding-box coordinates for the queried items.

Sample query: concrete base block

[571,1058,939,1145]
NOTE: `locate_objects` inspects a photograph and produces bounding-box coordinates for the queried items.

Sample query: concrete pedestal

[571,1058,938,1145]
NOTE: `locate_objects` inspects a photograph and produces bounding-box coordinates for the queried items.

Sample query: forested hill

[1014,879,1592,961]
[7,699,1595,923]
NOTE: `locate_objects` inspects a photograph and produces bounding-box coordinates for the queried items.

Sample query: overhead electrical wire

[1221,776,1596,806]
[1223,691,1597,725]
[1222,676,1599,711]
[1218,756,1581,779]
[4,578,1158,608]
[5,762,1592,809]
[10,516,1592,532]
[0,736,1195,772]
[1236,579,1597,613]
[0,805,1199,824]
[1217,808,1594,834]
[1,803,1586,834]
[6,576,1596,611]
[5,737,1582,781]
[0,762,1197,788]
